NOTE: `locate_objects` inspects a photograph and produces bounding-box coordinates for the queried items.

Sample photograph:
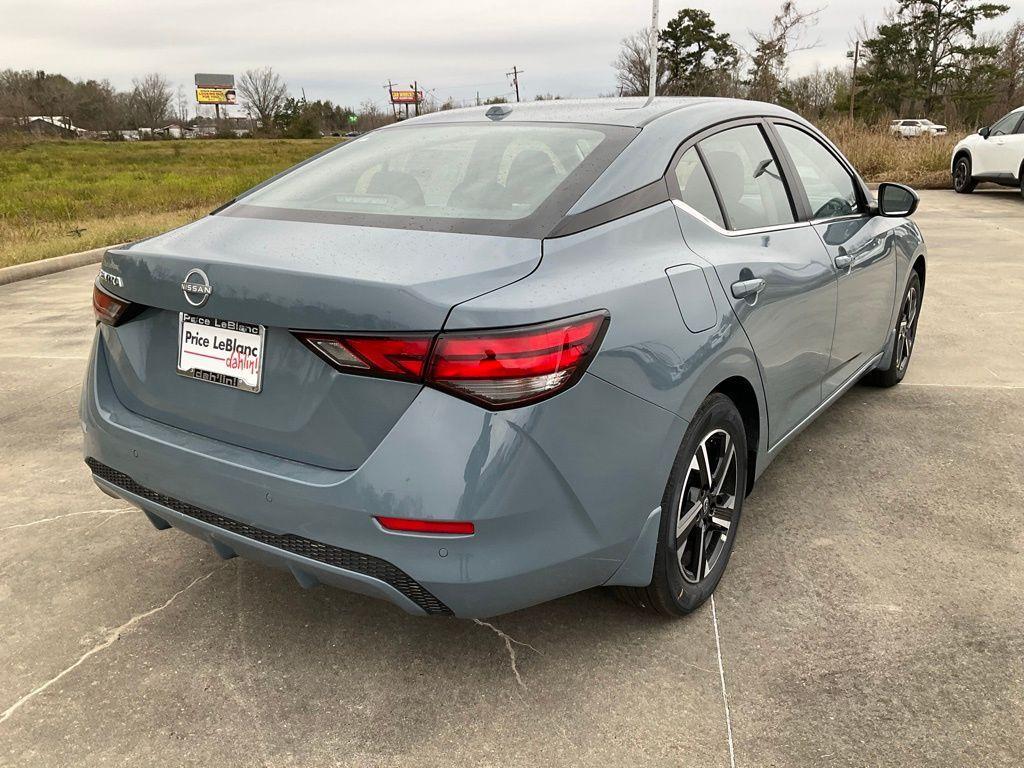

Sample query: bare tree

[237,67,288,133]
[131,73,173,129]
[613,28,670,96]
[747,1,823,102]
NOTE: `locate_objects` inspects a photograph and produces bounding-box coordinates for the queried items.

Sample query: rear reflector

[293,310,608,409]
[92,283,132,326]
[376,516,475,535]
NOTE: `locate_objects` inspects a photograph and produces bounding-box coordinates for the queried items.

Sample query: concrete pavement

[1,189,1022,767]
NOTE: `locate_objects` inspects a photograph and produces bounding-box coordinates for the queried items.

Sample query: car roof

[406,96,719,128]
[400,97,810,213]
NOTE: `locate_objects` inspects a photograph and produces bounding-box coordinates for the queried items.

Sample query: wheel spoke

[692,519,706,579]
[676,497,702,539]
[710,500,734,530]
[696,440,713,489]
[712,442,735,495]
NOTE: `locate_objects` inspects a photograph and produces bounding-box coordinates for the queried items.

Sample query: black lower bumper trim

[85,458,453,615]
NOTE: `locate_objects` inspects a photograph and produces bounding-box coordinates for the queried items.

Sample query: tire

[953,155,976,193]
[864,271,922,388]
[617,393,747,616]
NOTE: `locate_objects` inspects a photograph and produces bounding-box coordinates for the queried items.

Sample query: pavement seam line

[0,565,226,726]
[711,595,737,768]
[472,619,543,690]
[0,507,133,531]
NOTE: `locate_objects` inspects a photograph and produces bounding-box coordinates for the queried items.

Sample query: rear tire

[617,393,747,616]
[953,156,975,193]
[864,271,922,388]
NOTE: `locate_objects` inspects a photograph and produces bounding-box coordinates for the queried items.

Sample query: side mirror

[876,182,919,217]
[979,126,991,139]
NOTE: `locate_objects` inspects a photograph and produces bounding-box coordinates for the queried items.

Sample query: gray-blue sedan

[83,97,926,617]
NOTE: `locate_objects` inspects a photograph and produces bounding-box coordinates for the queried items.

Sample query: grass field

[0,126,956,268]
[0,137,340,268]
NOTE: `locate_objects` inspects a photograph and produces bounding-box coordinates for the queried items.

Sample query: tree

[131,73,172,129]
[237,67,288,133]
[994,20,1024,114]
[659,10,738,96]
[911,0,1009,112]
[747,1,822,102]
[781,66,849,118]
[613,28,670,96]
[859,0,1008,117]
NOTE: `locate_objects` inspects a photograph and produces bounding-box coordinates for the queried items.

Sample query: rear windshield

[224,122,637,238]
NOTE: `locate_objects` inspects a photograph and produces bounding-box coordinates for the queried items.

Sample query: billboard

[390,89,422,104]
[195,73,235,88]
[196,87,237,105]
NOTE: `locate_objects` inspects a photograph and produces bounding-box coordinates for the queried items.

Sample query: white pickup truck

[889,119,948,138]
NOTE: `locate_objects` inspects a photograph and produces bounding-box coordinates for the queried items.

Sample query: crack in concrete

[472,619,542,690]
[0,565,226,726]
[0,507,133,531]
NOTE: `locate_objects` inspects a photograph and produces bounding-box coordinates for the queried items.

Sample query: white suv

[951,106,1024,195]
[890,119,948,138]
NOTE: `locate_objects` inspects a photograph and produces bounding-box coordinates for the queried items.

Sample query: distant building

[20,116,86,138]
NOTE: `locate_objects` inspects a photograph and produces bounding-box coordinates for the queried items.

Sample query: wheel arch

[952,148,971,174]
[709,375,761,495]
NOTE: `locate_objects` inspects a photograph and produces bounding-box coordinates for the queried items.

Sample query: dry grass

[822,120,957,189]
[0,125,957,268]
[0,137,340,268]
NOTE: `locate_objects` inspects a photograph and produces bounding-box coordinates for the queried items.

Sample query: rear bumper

[81,331,685,617]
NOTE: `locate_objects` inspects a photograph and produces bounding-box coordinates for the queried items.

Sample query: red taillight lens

[92,283,131,326]
[294,311,608,408]
[296,334,432,382]
[428,312,608,408]
[376,516,475,535]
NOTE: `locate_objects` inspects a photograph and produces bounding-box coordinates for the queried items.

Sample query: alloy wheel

[675,428,738,584]
[953,160,968,191]
[896,284,919,373]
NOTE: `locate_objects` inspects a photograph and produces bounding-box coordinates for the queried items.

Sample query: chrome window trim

[672,199,812,237]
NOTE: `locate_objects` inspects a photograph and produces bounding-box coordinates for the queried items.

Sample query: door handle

[731,278,766,300]
[834,254,852,270]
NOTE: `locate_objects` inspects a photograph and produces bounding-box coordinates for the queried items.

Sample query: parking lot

[1,188,1022,767]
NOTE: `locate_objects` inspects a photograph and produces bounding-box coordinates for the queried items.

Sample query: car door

[994,112,1024,178]
[669,122,837,447]
[772,122,896,395]
[974,111,1024,175]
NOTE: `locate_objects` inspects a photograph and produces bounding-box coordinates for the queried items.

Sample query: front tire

[953,156,975,193]
[617,393,747,616]
[864,271,922,388]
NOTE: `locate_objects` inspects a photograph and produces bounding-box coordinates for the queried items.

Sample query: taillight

[92,283,132,326]
[293,310,608,409]
[296,334,432,382]
[428,312,608,408]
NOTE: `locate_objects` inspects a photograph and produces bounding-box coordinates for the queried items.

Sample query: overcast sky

[2,0,1020,115]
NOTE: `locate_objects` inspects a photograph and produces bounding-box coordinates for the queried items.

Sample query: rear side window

[775,125,861,220]
[673,148,725,227]
[991,111,1022,136]
[231,123,626,230]
[699,126,795,231]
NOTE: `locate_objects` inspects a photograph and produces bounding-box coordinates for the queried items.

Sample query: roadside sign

[195,73,235,88]
[390,89,422,104]
[196,88,237,105]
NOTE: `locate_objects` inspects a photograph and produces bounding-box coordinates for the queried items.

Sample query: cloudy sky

[2,0,1020,115]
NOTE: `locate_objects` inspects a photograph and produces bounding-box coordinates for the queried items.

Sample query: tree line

[615,0,1023,126]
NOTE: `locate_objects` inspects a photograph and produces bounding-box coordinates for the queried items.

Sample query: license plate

[176,313,265,393]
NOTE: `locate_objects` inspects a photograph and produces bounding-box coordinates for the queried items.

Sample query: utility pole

[414,80,419,116]
[507,66,522,102]
[847,40,860,121]
[647,0,659,104]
